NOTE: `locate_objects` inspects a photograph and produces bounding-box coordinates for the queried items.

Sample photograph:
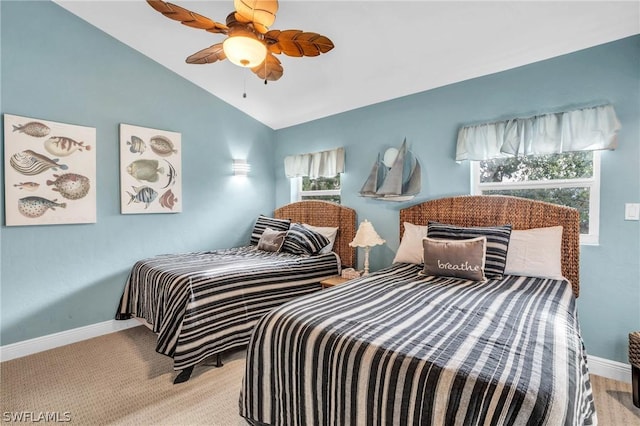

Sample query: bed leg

[173,366,194,384]
[215,353,223,368]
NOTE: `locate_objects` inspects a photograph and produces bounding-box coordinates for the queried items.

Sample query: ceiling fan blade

[265,30,334,57]
[186,43,227,64]
[147,0,228,34]
[251,53,283,81]
[233,0,278,34]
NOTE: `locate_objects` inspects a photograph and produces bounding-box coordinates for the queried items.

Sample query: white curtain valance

[455,104,621,161]
[284,147,345,179]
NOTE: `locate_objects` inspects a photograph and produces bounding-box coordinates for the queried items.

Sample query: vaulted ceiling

[54,1,640,130]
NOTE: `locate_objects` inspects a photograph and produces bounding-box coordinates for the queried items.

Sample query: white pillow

[504,226,564,280]
[393,222,429,264]
[302,224,338,254]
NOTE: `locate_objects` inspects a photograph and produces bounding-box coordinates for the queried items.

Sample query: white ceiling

[54,1,639,130]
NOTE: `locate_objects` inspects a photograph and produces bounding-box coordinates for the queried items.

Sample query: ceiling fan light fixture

[223,34,267,68]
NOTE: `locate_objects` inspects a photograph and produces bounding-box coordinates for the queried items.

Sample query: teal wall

[1,1,275,345]
[274,36,640,364]
[2,1,638,366]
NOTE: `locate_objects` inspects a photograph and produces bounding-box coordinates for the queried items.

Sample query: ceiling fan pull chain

[264,59,268,85]
[243,72,247,98]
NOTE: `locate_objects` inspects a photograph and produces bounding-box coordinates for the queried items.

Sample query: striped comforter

[240,263,597,425]
[116,246,340,370]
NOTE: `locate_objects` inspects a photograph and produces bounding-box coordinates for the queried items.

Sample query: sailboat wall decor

[359,138,421,202]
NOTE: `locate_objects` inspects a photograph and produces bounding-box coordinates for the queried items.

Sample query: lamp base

[363,246,371,275]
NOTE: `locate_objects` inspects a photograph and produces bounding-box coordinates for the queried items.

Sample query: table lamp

[349,219,385,275]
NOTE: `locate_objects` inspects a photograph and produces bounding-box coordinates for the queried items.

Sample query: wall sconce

[233,159,250,176]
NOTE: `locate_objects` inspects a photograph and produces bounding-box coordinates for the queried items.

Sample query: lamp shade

[223,34,267,67]
[349,219,385,248]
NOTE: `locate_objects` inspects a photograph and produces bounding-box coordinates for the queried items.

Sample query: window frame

[290,175,342,203]
[470,151,601,245]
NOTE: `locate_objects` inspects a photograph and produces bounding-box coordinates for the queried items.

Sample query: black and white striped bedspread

[116,246,340,370]
[240,263,597,425]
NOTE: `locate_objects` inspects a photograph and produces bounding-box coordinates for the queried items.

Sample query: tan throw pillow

[257,228,286,252]
[421,236,487,281]
[393,222,429,265]
[504,226,564,280]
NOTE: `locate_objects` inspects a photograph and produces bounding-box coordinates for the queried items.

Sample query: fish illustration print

[13,182,40,191]
[127,186,157,209]
[149,135,177,157]
[12,121,51,137]
[18,196,66,218]
[159,189,178,210]
[162,160,177,189]
[127,136,146,154]
[127,159,164,183]
[44,136,91,157]
[10,150,69,176]
[46,173,90,200]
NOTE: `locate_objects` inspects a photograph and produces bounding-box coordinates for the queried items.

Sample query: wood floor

[1,326,639,425]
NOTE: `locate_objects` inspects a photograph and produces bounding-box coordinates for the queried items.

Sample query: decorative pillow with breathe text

[250,215,290,245]
[257,228,287,252]
[427,222,511,279]
[420,236,487,281]
[281,223,331,255]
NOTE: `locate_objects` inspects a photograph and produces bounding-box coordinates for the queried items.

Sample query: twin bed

[116,201,356,383]
[117,195,596,424]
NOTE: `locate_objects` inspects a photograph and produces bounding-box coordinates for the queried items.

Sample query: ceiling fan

[147,0,335,82]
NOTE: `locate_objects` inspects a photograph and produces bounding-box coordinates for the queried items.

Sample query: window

[471,151,600,245]
[291,174,341,204]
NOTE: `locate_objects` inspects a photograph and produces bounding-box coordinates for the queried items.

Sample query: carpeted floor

[1,326,639,425]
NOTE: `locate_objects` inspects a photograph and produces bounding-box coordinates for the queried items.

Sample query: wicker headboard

[400,195,581,298]
[275,201,357,268]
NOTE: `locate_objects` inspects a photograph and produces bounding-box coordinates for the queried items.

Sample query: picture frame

[3,113,96,226]
[119,123,182,214]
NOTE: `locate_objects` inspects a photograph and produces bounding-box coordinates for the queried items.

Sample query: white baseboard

[0,319,140,362]
[0,321,633,384]
[588,355,631,383]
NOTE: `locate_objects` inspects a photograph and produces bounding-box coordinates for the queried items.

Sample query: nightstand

[320,276,350,289]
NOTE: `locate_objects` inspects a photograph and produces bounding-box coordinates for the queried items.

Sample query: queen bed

[240,195,596,425]
[116,201,356,383]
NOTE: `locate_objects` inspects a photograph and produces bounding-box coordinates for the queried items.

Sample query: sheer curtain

[284,147,345,178]
[455,104,620,161]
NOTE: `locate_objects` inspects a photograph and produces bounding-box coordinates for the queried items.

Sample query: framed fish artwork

[119,124,182,214]
[3,113,97,226]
